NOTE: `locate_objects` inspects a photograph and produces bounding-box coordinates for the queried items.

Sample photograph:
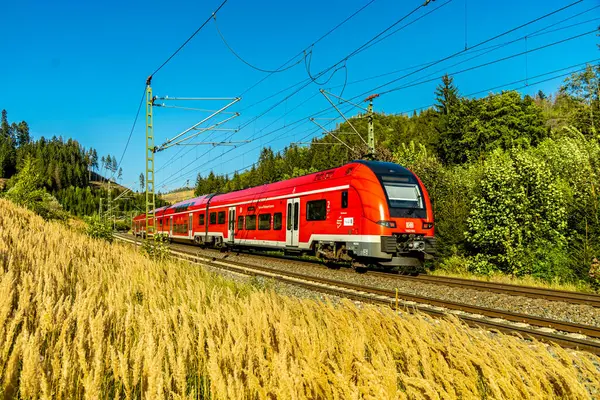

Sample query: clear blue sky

[0,0,598,191]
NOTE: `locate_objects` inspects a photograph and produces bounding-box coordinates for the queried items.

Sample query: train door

[189,213,193,239]
[169,216,173,237]
[228,207,236,244]
[286,198,300,246]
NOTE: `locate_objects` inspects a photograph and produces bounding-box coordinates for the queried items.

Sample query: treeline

[194,65,600,284]
[0,110,161,219]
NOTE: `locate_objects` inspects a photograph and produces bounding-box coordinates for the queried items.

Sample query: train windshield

[383,183,423,209]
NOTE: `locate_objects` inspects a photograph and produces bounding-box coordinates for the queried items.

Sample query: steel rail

[115,234,600,355]
[370,272,600,308]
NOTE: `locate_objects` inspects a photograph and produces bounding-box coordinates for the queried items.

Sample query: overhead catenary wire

[155,0,381,177]
[185,60,599,187]
[109,87,147,182]
[237,0,379,97]
[231,0,583,146]
[160,0,588,188]
[325,3,600,91]
[350,0,585,100]
[171,53,600,188]
[159,0,448,183]
[160,103,355,187]
[149,0,229,78]
[376,29,598,96]
[398,60,599,115]
[213,14,305,73]
[232,0,443,135]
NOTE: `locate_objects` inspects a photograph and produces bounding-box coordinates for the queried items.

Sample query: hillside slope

[160,188,195,204]
[0,199,598,398]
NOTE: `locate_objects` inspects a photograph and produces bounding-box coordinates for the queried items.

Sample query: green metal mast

[145,77,155,236]
[365,93,379,159]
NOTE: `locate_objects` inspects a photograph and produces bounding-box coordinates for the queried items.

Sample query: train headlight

[422,222,434,229]
[377,220,397,228]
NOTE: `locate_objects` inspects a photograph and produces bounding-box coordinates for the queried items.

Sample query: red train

[133,160,435,269]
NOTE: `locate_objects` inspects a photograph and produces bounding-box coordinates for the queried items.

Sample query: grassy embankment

[0,198,599,399]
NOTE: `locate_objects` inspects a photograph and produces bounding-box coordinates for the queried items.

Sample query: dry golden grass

[1,198,599,399]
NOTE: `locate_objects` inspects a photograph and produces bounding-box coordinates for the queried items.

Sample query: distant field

[161,189,195,204]
[1,198,599,399]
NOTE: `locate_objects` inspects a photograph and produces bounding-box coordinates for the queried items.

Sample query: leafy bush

[113,219,130,232]
[85,216,113,243]
[465,148,567,276]
[3,156,67,220]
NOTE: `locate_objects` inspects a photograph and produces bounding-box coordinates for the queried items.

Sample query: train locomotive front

[337,160,435,270]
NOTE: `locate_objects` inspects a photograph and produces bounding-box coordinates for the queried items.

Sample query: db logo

[405,221,414,229]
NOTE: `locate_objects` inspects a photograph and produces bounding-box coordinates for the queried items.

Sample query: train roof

[133,160,417,219]
[353,160,413,176]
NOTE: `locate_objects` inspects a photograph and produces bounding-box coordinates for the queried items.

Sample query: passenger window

[209,212,216,225]
[237,216,244,230]
[273,213,282,230]
[258,214,271,230]
[218,211,226,224]
[342,191,348,208]
[306,200,326,221]
[287,204,292,231]
[245,215,256,230]
[199,213,205,226]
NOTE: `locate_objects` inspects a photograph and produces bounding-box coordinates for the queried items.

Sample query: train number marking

[343,217,353,226]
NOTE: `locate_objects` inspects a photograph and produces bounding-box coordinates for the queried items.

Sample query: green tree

[560,64,600,135]
[4,156,66,220]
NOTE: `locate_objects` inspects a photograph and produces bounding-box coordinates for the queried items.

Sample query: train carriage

[133,160,435,269]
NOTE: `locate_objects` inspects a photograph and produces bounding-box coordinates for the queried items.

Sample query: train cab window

[273,213,282,230]
[341,191,348,208]
[199,213,205,226]
[237,216,244,230]
[209,212,216,225]
[306,200,326,221]
[258,214,271,230]
[383,182,423,209]
[218,211,226,224]
[245,215,257,230]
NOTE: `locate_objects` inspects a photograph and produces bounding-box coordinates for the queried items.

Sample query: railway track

[116,234,600,355]
[121,233,600,308]
[376,272,600,308]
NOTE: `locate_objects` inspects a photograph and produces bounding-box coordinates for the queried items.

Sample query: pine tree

[16,121,30,147]
[139,173,145,191]
[434,74,459,115]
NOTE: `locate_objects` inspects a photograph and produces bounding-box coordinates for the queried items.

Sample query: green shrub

[465,148,568,276]
[85,216,113,243]
[142,234,170,263]
[3,156,67,221]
